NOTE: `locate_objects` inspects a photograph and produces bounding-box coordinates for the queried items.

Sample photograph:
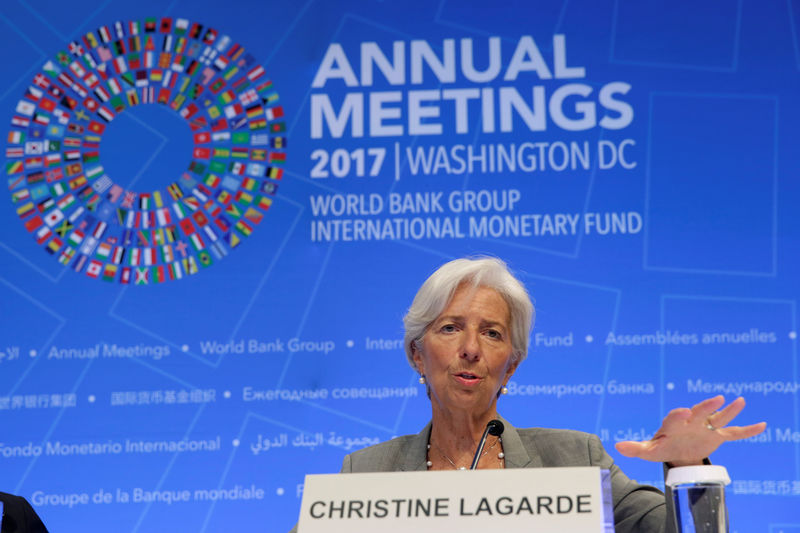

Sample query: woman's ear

[411,340,424,374]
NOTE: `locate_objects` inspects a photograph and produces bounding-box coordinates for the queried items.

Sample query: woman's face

[412,284,518,417]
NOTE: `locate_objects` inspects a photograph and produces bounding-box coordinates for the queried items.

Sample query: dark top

[0,493,49,533]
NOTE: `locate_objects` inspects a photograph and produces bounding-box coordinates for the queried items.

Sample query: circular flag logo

[4,17,286,284]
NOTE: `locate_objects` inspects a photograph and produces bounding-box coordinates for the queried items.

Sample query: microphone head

[487,419,504,436]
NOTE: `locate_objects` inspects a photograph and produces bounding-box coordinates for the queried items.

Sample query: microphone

[470,419,505,469]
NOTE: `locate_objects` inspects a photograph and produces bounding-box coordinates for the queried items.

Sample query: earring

[419,375,426,384]
[501,386,508,395]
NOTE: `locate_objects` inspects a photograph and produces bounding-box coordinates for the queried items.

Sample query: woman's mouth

[453,372,482,386]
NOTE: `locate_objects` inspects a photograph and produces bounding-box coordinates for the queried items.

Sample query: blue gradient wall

[1,1,798,531]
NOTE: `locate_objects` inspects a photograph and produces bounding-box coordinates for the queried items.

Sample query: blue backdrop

[1,0,798,531]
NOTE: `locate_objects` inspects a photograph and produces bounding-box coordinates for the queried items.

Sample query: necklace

[426,436,505,470]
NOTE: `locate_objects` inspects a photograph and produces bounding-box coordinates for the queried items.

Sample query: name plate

[298,467,613,532]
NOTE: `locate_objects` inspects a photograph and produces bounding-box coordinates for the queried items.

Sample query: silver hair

[403,256,534,370]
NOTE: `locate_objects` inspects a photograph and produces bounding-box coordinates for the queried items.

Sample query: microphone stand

[470,419,504,470]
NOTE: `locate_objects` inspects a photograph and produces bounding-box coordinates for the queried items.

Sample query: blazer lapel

[499,415,542,469]
[400,420,433,472]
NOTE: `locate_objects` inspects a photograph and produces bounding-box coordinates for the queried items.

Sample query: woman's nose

[460,329,481,361]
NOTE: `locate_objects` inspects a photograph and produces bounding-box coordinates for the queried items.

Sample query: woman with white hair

[339,256,765,530]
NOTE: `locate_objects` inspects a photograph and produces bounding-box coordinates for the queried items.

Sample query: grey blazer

[340,417,674,533]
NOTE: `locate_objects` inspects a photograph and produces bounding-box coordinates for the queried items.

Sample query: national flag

[235,190,253,205]
[192,211,209,227]
[83,97,99,112]
[156,207,172,226]
[11,115,30,127]
[182,256,198,275]
[97,107,114,122]
[197,250,212,267]
[243,207,263,225]
[68,175,87,189]
[15,201,36,217]
[229,162,245,175]
[33,112,50,126]
[108,78,122,95]
[215,215,231,233]
[27,171,46,185]
[38,96,56,111]
[6,146,23,158]
[249,117,266,130]
[239,89,258,105]
[235,219,253,237]
[102,263,118,281]
[203,225,218,243]
[193,147,211,159]
[46,167,64,182]
[53,108,70,124]
[88,121,106,134]
[69,61,87,78]
[71,253,88,272]
[143,247,156,266]
[261,181,278,195]
[256,195,273,211]
[112,246,124,264]
[60,95,78,110]
[175,18,189,35]
[16,100,36,116]
[85,166,103,180]
[92,221,108,239]
[109,98,124,115]
[128,53,141,70]
[24,156,44,170]
[53,219,73,238]
[232,131,250,144]
[247,65,265,81]
[224,102,244,118]
[34,223,52,244]
[84,31,99,49]
[46,237,63,254]
[120,267,131,284]
[86,259,102,278]
[94,85,111,102]
[167,182,183,200]
[24,86,43,102]
[190,233,205,251]
[193,131,210,144]
[6,161,24,175]
[11,186,31,202]
[96,242,112,259]
[58,247,75,265]
[67,229,85,247]
[209,79,225,94]
[129,247,141,265]
[269,152,286,164]
[46,124,65,137]
[212,147,230,159]
[44,209,64,226]
[7,131,24,144]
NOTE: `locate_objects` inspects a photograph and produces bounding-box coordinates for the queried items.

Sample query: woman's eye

[440,324,457,333]
[486,329,502,339]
